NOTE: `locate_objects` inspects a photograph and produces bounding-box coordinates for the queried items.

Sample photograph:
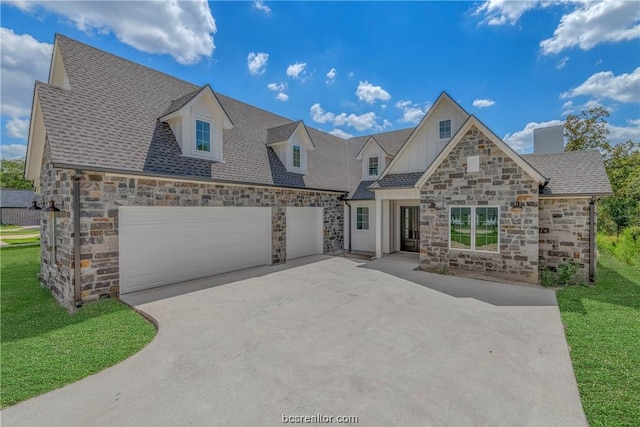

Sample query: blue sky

[1,0,638,159]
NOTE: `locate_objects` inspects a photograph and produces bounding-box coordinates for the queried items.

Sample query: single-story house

[25,35,612,311]
[0,189,39,226]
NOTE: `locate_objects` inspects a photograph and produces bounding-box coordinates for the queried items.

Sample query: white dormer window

[195,119,211,152]
[293,145,301,168]
[369,157,379,176]
[160,85,233,162]
[439,119,452,139]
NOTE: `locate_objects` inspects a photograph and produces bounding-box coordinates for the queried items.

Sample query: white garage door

[286,207,323,260]
[119,206,271,294]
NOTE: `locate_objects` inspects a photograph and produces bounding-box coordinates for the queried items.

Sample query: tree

[564,107,640,235]
[0,158,33,189]
[564,107,612,153]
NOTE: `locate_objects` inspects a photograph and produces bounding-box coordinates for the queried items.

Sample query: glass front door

[400,206,419,252]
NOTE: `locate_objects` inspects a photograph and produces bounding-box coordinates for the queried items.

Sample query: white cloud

[395,100,430,124]
[252,0,271,14]
[561,100,574,116]
[267,82,285,91]
[556,56,569,70]
[275,92,289,102]
[561,68,640,103]
[503,119,565,154]
[356,80,391,104]
[472,98,496,108]
[326,68,337,84]
[474,0,539,25]
[6,117,30,139]
[608,121,640,144]
[286,62,307,79]
[541,0,640,55]
[0,28,52,119]
[309,103,382,131]
[1,143,27,159]
[382,119,392,128]
[247,52,268,75]
[10,1,216,65]
[329,129,353,139]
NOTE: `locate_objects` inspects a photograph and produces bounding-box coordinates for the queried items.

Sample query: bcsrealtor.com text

[282,414,358,424]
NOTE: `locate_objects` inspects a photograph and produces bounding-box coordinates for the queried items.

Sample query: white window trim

[368,156,379,176]
[292,144,301,168]
[448,205,500,253]
[356,206,369,231]
[195,117,212,153]
[439,118,453,140]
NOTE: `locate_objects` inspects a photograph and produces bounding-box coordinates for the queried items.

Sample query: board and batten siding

[388,98,468,174]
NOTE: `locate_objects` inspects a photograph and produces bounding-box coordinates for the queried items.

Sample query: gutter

[73,170,83,308]
[589,196,596,284]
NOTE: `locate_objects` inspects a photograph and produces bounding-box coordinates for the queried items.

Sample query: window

[368,157,379,176]
[439,119,452,139]
[293,145,301,168]
[356,207,369,230]
[195,119,211,152]
[450,206,499,252]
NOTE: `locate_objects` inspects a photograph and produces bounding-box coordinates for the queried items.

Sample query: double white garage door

[119,206,323,294]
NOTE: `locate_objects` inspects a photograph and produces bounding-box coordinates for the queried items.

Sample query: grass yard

[0,246,156,408]
[1,237,40,245]
[556,252,640,426]
[0,227,41,236]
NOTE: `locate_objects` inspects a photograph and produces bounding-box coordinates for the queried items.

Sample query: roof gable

[160,85,233,130]
[355,136,388,160]
[266,120,315,149]
[415,116,546,188]
[380,91,469,179]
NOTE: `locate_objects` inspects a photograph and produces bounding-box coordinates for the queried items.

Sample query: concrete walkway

[2,255,586,426]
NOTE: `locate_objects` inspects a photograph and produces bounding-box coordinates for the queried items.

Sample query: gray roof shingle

[349,180,376,200]
[522,150,613,196]
[1,189,35,207]
[371,172,424,189]
[267,121,301,145]
[38,35,348,192]
[33,35,612,199]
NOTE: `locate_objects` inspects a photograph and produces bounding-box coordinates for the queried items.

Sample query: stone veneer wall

[39,161,344,310]
[39,144,75,309]
[419,125,540,284]
[538,197,592,282]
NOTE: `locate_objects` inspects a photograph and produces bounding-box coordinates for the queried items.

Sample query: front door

[400,206,419,252]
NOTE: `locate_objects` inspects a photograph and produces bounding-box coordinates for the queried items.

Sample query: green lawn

[1,237,41,245]
[557,252,640,426]
[0,228,41,236]
[0,246,156,408]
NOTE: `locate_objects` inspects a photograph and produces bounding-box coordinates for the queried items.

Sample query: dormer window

[369,157,379,176]
[195,119,211,152]
[293,145,301,168]
[439,119,452,139]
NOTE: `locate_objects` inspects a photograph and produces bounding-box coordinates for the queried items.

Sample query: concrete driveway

[2,255,586,426]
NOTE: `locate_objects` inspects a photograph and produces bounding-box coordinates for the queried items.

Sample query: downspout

[589,196,596,284]
[344,200,352,253]
[74,170,83,308]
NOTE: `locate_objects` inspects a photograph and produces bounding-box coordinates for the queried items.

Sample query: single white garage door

[119,206,271,294]
[286,207,323,260]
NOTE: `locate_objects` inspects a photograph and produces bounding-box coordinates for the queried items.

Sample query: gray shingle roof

[345,128,413,197]
[349,180,376,200]
[267,121,301,145]
[37,35,348,192]
[162,86,204,117]
[522,150,613,196]
[1,189,35,207]
[371,172,424,189]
